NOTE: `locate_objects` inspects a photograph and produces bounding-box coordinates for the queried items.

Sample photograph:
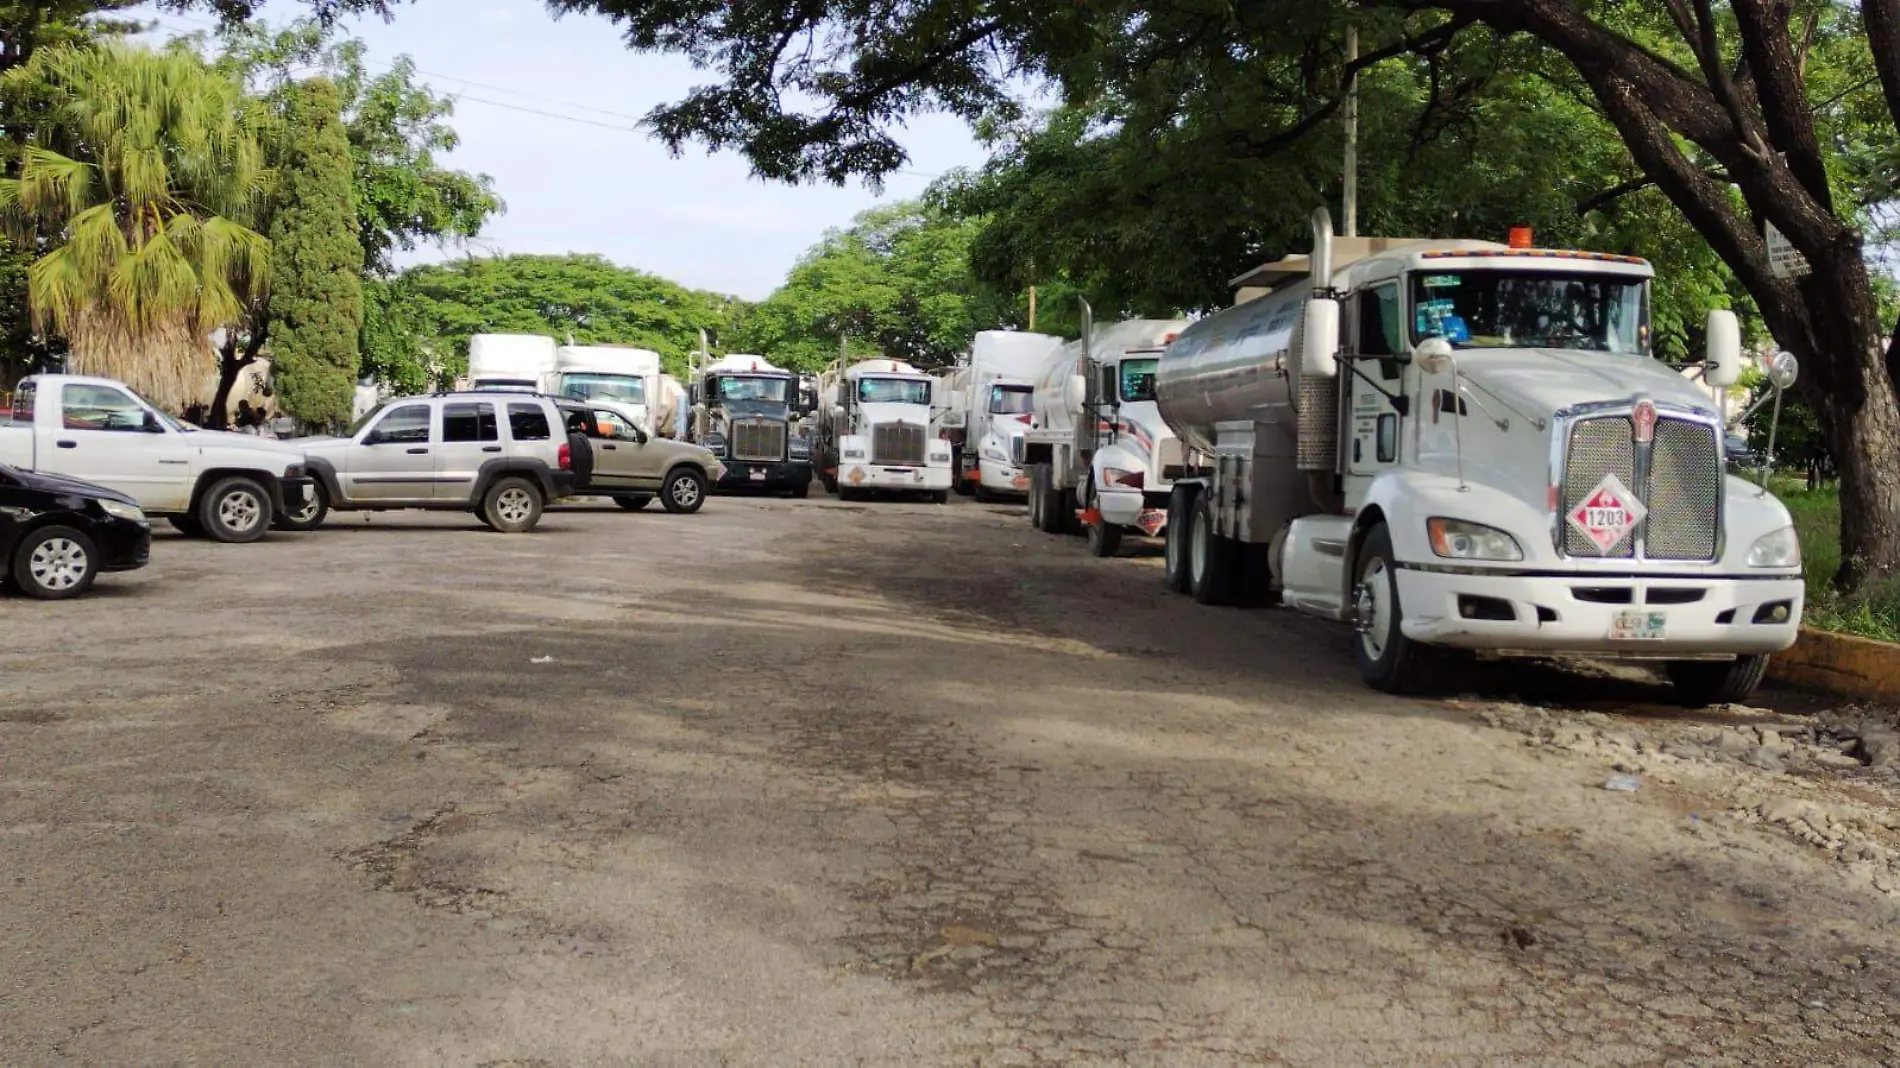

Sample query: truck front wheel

[1352,524,1437,695]
[199,476,272,543]
[1666,656,1769,708]
[1085,487,1122,558]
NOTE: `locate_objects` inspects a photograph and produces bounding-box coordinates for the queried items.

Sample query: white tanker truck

[1016,319,1190,555]
[815,357,953,501]
[1151,207,1805,705]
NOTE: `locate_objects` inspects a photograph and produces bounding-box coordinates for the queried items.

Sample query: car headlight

[98,498,145,523]
[283,463,306,479]
[1427,518,1523,562]
[1747,525,1802,568]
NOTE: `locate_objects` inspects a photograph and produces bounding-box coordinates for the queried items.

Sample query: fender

[303,456,345,506]
[467,457,559,506]
[190,466,291,515]
[1347,470,1557,605]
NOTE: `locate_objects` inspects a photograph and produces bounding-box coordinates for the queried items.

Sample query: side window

[507,403,552,442]
[364,403,431,444]
[442,402,498,442]
[62,384,148,432]
[1358,284,1401,358]
[594,409,639,441]
[11,381,34,422]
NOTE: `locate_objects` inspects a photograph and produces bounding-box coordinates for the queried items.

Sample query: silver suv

[290,393,576,533]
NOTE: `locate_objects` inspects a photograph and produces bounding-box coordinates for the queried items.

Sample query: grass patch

[1773,480,1900,644]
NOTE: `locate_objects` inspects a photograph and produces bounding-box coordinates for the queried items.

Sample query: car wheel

[481,476,544,533]
[1351,524,1438,695]
[199,476,272,543]
[1163,484,1198,593]
[1666,655,1770,708]
[662,467,707,514]
[11,525,98,600]
[167,515,206,537]
[273,481,328,532]
[614,494,653,511]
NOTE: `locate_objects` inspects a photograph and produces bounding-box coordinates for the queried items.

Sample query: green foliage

[211,19,502,275]
[733,201,1029,371]
[1782,482,1900,643]
[267,77,363,427]
[367,254,742,382]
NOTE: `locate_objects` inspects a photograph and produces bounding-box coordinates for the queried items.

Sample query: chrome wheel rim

[1191,508,1209,583]
[1166,510,1182,576]
[219,488,264,532]
[289,491,322,523]
[1357,558,1391,661]
[496,487,534,524]
[29,537,88,590]
[671,477,701,508]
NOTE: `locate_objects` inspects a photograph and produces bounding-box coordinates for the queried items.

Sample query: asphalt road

[3,492,1898,1065]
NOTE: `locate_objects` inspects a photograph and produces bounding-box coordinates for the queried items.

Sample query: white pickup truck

[0,374,315,543]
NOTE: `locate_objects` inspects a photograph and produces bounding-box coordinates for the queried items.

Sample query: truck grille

[731,419,785,462]
[1562,415,1719,561]
[872,421,926,465]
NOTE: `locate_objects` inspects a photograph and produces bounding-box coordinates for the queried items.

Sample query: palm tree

[0,44,270,409]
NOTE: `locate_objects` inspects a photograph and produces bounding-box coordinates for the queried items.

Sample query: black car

[0,462,151,599]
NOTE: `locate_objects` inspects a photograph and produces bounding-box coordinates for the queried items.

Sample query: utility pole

[1343,23,1359,238]
[1028,285,1038,330]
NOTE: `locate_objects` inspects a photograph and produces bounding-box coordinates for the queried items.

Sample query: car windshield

[712,375,787,403]
[346,403,386,437]
[559,373,645,404]
[1119,358,1159,402]
[857,377,929,405]
[989,385,1033,415]
[1411,269,1649,354]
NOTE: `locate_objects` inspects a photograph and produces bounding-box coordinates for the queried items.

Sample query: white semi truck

[815,357,953,501]
[1015,318,1191,556]
[465,333,557,392]
[546,345,663,433]
[944,330,1066,500]
[1151,207,1804,705]
[688,352,813,497]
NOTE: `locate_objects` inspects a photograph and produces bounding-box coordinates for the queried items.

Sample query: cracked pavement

[2,495,1899,1064]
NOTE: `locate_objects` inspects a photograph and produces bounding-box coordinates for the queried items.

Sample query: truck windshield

[559,373,644,404]
[989,385,1033,415]
[711,375,787,403]
[858,377,929,405]
[1411,270,1648,354]
[1119,358,1159,402]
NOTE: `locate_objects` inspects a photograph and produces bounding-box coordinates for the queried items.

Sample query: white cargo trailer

[1152,207,1805,704]
[465,334,557,392]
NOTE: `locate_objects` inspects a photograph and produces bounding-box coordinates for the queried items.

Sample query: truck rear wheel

[1666,656,1770,708]
[1028,466,1045,528]
[1352,524,1438,695]
[1163,484,1198,593]
[1188,492,1239,605]
[199,476,272,544]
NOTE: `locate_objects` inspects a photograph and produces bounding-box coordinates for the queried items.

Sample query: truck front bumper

[839,463,952,492]
[1397,569,1805,656]
[977,458,1031,496]
[1097,487,1170,537]
[716,459,811,491]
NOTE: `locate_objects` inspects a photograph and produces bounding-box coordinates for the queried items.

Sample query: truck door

[49,382,192,511]
[346,400,436,502]
[1345,283,1405,482]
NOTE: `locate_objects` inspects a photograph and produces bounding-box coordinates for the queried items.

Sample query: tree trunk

[207,328,267,431]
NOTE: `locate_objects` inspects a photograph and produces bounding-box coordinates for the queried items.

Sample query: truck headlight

[1747,525,1802,568]
[843,447,866,460]
[704,433,726,456]
[97,498,146,523]
[1427,518,1523,562]
[788,436,810,458]
[981,446,1009,463]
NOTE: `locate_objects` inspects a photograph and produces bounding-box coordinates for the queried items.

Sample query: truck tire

[1666,655,1770,708]
[1163,484,1198,594]
[929,489,949,504]
[1188,491,1240,605]
[614,494,653,511]
[199,476,272,543]
[1085,489,1122,558]
[1352,524,1438,695]
[273,481,328,532]
[480,476,544,533]
[790,478,811,500]
[662,467,707,514]
[1059,486,1084,537]
[167,515,206,537]
[821,472,839,494]
[1034,464,1062,534]
[1028,465,1045,529]
[952,447,974,496]
[11,525,97,600]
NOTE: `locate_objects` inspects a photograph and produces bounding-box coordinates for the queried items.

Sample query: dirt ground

[3,491,1900,1065]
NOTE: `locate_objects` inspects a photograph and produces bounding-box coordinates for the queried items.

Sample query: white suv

[291,393,576,532]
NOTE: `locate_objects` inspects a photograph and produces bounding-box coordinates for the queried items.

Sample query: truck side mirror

[1705,309,1743,387]
[1766,350,1799,391]
[1301,298,1341,379]
[1412,336,1455,375]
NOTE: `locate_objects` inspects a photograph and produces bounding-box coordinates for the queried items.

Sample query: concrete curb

[1770,628,1900,702]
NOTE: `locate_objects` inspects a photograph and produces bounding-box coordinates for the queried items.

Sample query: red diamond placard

[1567,473,1647,553]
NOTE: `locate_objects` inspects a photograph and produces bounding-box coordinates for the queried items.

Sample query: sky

[132,0,994,301]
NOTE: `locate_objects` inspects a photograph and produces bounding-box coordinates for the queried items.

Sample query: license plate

[749,469,767,481]
[1610,610,1667,641]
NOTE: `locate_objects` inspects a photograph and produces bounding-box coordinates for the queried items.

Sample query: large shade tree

[543,0,1900,592]
[0,43,268,408]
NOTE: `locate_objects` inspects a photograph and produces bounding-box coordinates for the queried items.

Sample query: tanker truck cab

[547,346,661,434]
[974,380,1036,497]
[822,359,953,501]
[1160,208,1806,706]
[690,354,813,497]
